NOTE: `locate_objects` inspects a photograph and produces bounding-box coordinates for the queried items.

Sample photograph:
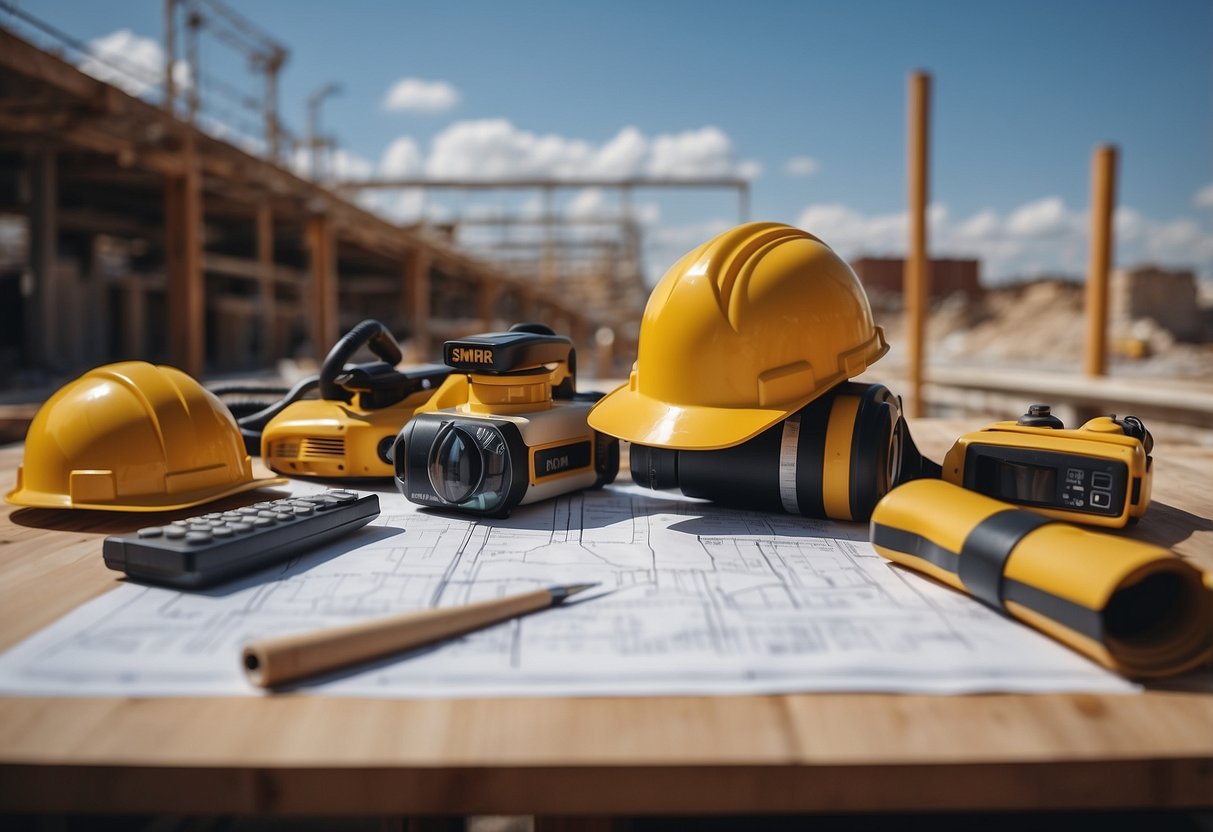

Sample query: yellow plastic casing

[942,417,1151,528]
[588,222,888,451]
[871,479,1213,678]
[7,361,284,511]
[261,386,440,478]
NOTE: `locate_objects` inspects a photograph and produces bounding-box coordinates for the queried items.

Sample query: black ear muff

[843,383,902,521]
[626,382,941,522]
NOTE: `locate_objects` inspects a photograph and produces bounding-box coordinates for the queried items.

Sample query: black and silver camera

[393,324,619,517]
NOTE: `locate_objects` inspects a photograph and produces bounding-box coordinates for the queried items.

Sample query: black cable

[319,320,402,402]
[234,375,320,431]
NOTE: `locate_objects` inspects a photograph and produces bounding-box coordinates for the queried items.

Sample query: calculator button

[137,527,164,538]
[164,526,186,539]
[185,531,212,545]
[212,525,234,538]
[229,522,252,534]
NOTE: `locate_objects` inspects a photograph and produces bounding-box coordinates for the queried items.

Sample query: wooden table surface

[0,419,1210,817]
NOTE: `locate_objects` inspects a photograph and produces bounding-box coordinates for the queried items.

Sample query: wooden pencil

[242,583,597,688]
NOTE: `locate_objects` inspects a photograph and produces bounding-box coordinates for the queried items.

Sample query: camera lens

[428,425,485,504]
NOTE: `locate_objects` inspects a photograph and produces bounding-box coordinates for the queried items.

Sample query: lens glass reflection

[429,426,484,504]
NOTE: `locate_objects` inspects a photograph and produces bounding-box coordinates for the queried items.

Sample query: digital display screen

[974,457,1057,503]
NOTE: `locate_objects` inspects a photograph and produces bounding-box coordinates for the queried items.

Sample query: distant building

[1112,266,1203,342]
[850,257,982,300]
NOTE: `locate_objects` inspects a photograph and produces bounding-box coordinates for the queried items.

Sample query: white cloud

[1194,183,1213,210]
[647,126,737,177]
[78,29,190,98]
[795,197,1213,282]
[288,143,374,182]
[587,126,649,177]
[418,120,755,181]
[738,160,764,180]
[795,203,909,254]
[784,156,819,177]
[382,78,461,113]
[1005,196,1075,238]
[567,188,606,218]
[1114,206,1146,242]
[380,137,423,177]
[328,148,375,181]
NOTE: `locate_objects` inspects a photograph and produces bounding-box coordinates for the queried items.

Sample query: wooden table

[1,419,1211,821]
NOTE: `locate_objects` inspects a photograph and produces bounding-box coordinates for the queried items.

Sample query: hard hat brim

[5,474,288,512]
[589,383,815,451]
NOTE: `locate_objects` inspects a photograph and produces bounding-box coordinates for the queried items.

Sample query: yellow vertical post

[165,137,204,378]
[256,202,276,367]
[1084,144,1118,378]
[905,71,931,418]
[306,213,337,362]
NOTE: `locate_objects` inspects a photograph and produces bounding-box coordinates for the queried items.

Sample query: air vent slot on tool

[301,437,346,459]
[272,441,300,459]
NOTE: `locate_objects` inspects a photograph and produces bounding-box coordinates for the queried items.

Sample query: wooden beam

[164,137,205,377]
[905,71,932,418]
[200,252,303,284]
[405,249,433,361]
[26,148,57,369]
[306,213,337,361]
[335,176,750,192]
[1084,145,1118,378]
[256,202,277,368]
[339,276,400,294]
[0,25,604,376]
[120,278,147,360]
[478,277,501,332]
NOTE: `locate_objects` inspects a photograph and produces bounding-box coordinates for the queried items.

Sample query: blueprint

[0,482,1135,697]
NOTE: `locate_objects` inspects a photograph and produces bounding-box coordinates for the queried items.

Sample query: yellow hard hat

[6,361,285,511]
[588,222,888,450]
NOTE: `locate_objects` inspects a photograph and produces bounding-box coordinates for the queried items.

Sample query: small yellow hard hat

[7,361,285,511]
[588,222,888,450]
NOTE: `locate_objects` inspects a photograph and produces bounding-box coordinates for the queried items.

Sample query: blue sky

[14,0,1213,283]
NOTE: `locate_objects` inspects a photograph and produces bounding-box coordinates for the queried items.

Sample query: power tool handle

[320,319,403,401]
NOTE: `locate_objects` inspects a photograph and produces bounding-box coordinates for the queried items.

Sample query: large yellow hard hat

[588,222,888,450]
[7,361,285,511]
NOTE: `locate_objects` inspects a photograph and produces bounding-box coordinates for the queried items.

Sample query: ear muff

[628,382,940,522]
[829,382,900,520]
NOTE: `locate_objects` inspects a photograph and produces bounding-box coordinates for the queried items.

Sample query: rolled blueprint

[870,479,1213,678]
